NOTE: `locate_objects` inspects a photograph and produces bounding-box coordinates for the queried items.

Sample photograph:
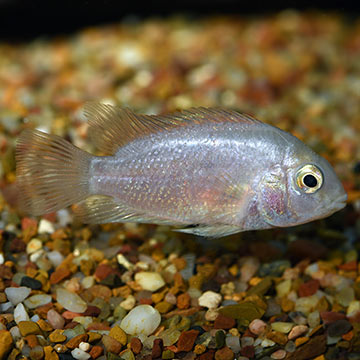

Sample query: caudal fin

[16,129,92,216]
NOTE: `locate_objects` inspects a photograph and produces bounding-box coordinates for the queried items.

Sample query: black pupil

[303,174,318,188]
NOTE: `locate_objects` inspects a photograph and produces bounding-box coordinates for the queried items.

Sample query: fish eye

[296,164,323,194]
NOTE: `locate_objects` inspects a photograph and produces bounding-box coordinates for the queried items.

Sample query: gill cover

[259,165,294,227]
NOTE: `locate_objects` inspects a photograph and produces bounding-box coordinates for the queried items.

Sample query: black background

[0,0,357,41]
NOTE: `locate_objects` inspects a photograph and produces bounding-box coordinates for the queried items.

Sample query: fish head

[259,154,347,228]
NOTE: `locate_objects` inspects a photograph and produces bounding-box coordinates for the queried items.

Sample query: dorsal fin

[84,102,264,155]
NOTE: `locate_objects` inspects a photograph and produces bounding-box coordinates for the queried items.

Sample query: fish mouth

[329,193,348,212]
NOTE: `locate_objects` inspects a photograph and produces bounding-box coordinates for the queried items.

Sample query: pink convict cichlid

[16,103,347,237]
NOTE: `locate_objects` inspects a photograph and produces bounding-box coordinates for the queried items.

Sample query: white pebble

[24,294,52,309]
[205,309,219,321]
[38,219,55,234]
[120,305,161,336]
[71,348,91,360]
[78,342,90,352]
[47,251,64,267]
[10,326,22,340]
[56,288,87,313]
[81,276,95,289]
[117,254,134,270]
[14,303,30,324]
[29,249,44,263]
[0,302,12,312]
[120,295,136,310]
[5,287,31,305]
[135,272,165,292]
[0,253,5,264]
[198,291,222,309]
[26,238,42,254]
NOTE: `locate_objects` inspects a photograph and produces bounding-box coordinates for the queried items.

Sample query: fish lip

[329,193,348,212]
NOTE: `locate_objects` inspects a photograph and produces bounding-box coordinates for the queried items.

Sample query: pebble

[288,325,308,340]
[214,314,236,329]
[198,291,222,309]
[271,349,287,359]
[109,326,127,345]
[130,337,142,354]
[18,321,42,336]
[249,319,267,335]
[177,329,199,352]
[271,322,294,333]
[219,302,265,321]
[71,348,91,360]
[56,288,87,313]
[47,309,65,329]
[38,219,55,234]
[5,287,31,305]
[327,319,352,337]
[215,346,235,360]
[20,276,43,290]
[26,238,43,254]
[225,335,241,353]
[135,272,165,292]
[102,334,122,354]
[24,294,52,309]
[0,330,13,359]
[120,305,161,336]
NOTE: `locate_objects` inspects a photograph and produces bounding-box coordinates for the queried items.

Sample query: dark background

[0,0,356,40]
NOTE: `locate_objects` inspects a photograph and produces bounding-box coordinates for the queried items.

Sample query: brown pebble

[267,331,288,345]
[298,280,319,297]
[88,332,102,343]
[109,326,127,346]
[87,323,111,331]
[177,293,191,310]
[65,334,89,349]
[49,329,66,343]
[89,345,103,359]
[102,334,122,354]
[240,345,255,358]
[94,263,114,281]
[43,345,59,360]
[130,337,142,354]
[215,346,234,360]
[25,334,39,348]
[18,321,42,337]
[287,335,326,359]
[89,285,112,301]
[50,267,71,284]
[177,329,199,352]
[320,311,346,324]
[152,338,163,358]
[214,314,236,330]
[198,350,216,360]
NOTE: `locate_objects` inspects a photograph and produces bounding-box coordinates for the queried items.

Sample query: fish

[15,103,347,238]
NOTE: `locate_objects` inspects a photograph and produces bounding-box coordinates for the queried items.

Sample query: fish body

[16,104,347,237]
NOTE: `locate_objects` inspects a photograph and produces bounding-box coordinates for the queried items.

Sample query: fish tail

[16,129,92,216]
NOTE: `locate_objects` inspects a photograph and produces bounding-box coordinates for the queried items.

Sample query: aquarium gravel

[1,11,360,360]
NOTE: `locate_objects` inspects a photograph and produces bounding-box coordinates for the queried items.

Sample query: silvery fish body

[16,104,347,237]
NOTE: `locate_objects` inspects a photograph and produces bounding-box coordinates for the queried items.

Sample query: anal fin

[176,224,242,238]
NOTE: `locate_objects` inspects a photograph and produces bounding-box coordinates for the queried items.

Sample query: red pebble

[152,338,163,358]
[240,345,255,358]
[338,260,357,271]
[298,279,320,297]
[177,330,199,352]
[94,264,114,281]
[214,314,236,329]
[320,311,347,324]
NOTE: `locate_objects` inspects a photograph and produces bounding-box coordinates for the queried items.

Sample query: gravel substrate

[1,11,360,360]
